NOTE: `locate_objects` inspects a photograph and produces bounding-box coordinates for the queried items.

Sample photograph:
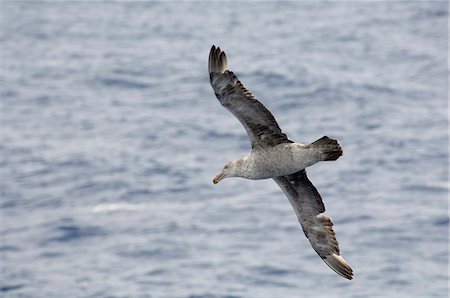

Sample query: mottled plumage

[209,45,353,280]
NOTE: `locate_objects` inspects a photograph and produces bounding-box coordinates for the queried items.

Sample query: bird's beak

[213,171,225,184]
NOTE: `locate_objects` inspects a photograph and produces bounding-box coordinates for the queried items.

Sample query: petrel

[209,45,353,280]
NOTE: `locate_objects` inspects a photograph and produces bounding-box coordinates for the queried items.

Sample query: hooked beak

[213,171,225,184]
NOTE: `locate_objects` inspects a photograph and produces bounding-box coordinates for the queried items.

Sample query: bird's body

[230,141,337,180]
[241,143,318,179]
[208,45,353,280]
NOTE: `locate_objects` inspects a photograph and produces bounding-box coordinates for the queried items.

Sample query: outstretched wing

[273,170,353,280]
[208,45,292,149]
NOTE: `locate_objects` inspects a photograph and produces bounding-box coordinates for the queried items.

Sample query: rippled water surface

[1,2,448,297]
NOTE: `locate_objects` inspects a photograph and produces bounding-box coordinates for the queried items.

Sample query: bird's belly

[249,144,321,179]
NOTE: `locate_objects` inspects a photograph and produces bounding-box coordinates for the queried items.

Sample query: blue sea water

[0,1,448,297]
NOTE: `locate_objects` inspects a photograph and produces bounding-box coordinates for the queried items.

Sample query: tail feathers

[323,253,353,280]
[208,45,228,74]
[310,136,342,161]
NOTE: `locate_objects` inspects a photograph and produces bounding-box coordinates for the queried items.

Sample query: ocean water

[0,2,448,297]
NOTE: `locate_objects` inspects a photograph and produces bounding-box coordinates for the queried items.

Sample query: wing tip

[323,253,353,280]
[209,45,228,74]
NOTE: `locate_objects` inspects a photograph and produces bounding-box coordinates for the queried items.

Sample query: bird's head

[213,160,240,184]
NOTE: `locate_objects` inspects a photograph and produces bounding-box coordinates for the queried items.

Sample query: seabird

[209,45,353,280]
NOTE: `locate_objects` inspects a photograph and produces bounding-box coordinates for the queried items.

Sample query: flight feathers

[323,253,353,280]
[209,45,228,74]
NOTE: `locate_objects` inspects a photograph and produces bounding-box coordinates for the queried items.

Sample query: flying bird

[209,45,353,280]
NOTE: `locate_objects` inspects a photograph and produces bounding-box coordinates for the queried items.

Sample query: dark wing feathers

[209,45,228,74]
[273,170,353,280]
[208,45,292,149]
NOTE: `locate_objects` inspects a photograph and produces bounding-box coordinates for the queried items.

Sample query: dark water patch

[34,95,51,106]
[145,268,166,276]
[142,280,173,288]
[40,251,64,258]
[166,186,189,193]
[116,246,186,259]
[433,216,449,227]
[363,123,380,130]
[414,5,448,19]
[0,146,33,157]
[0,284,24,292]
[1,89,18,99]
[0,245,20,252]
[403,184,447,193]
[112,67,147,77]
[99,77,152,89]
[251,265,291,276]
[361,83,396,95]
[45,222,106,243]
[1,199,19,209]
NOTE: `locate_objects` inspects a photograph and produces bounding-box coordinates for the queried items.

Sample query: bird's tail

[208,45,228,74]
[310,136,343,161]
